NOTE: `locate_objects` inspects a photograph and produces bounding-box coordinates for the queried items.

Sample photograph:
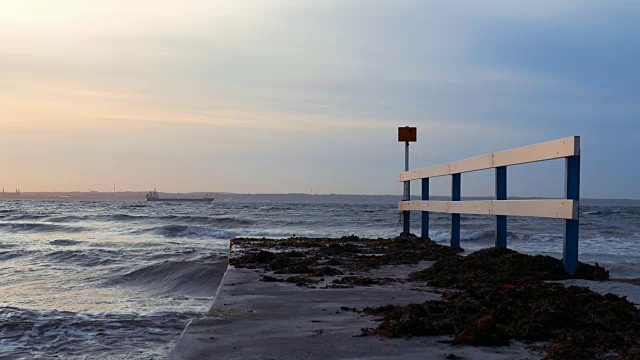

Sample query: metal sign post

[398,127,417,235]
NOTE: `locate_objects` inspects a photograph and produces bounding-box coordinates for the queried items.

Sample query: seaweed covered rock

[330,235,462,271]
[409,247,609,288]
[361,282,640,359]
[230,250,316,274]
[231,235,462,273]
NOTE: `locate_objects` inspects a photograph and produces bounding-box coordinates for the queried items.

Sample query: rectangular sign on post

[398,127,417,142]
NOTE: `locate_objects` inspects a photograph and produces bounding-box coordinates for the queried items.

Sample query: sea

[0,200,639,359]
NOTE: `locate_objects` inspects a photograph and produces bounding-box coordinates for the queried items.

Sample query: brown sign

[398,127,417,142]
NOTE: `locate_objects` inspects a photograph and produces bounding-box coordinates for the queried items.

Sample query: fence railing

[398,136,581,274]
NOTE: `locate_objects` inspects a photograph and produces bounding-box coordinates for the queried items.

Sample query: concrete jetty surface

[168,238,542,359]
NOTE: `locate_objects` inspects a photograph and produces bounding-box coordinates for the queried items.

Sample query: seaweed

[230,250,316,274]
[360,282,640,359]
[357,247,629,359]
[236,236,629,358]
[230,235,462,273]
[409,247,609,288]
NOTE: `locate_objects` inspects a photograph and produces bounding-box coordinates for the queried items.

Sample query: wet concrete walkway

[168,238,540,360]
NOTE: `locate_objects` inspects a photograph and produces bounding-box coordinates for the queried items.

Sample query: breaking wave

[133,225,237,239]
[113,256,228,296]
[429,230,519,243]
[0,306,198,360]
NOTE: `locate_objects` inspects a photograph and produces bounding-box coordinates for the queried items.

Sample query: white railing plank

[399,136,580,181]
[398,200,578,220]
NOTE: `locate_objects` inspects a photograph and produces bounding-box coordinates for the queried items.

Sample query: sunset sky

[1,1,638,198]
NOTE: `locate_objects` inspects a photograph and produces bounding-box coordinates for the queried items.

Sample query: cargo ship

[145,189,214,202]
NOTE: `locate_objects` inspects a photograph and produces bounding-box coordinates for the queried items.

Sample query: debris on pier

[227,236,632,359]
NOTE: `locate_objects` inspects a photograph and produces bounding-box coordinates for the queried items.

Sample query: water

[0,201,639,359]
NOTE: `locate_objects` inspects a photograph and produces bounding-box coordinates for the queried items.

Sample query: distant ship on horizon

[145,189,214,202]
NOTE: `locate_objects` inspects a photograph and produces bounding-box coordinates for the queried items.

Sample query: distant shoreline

[0,192,638,206]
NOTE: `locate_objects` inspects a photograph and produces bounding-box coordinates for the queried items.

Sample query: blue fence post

[421,178,429,239]
[402,141,411,235]
[495,166,507,248]
[563,155,580,275]
[451,173,461,248]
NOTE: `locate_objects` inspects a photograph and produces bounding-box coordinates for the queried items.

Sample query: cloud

[0,1,638,196]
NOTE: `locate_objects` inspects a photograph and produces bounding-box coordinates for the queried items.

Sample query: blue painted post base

[421,178,429,240]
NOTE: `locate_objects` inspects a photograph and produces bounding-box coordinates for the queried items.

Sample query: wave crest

[0,306,198,359]
[49,239,85,246]
[134,224,237,239]
[43,250,118,267]
[0,223,87,233]
[114,256,228,296]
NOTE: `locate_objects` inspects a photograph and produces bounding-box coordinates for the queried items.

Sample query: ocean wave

[243,229,324,238]
[157,215,255,227]
[133,224,237,239]
[97,214,147,222]
[123,204,148,208]
[47,214,255,228]
[48,214,144,223]
[112,256,228,296]
[584,210,617,216]
[49,239,85,246]
[0,306,198,360]
[6,214,50,221]
[0,250,33,261]
[428,230,518,243]
[0,222,87,233]
[583,208,640,216]
[43,250,119,267]
[47,215,88,223]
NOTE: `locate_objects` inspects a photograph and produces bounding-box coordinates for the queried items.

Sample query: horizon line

[1,191,639,202]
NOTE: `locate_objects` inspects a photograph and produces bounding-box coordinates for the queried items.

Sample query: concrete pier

[168,238,540,359]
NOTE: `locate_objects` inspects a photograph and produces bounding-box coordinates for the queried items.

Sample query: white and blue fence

[399,136,581,275]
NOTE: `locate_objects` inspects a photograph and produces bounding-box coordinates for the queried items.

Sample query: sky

[1,0,639,198]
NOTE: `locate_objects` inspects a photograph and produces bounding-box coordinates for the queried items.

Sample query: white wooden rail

[399,136,581,275]
[400,136,579,181]
[399,200,578,220]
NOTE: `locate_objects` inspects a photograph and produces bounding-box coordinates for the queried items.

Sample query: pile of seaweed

[360,248,640,359]
[409,247,609,287]
[230,234,461,275]
[229,249,318,274]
